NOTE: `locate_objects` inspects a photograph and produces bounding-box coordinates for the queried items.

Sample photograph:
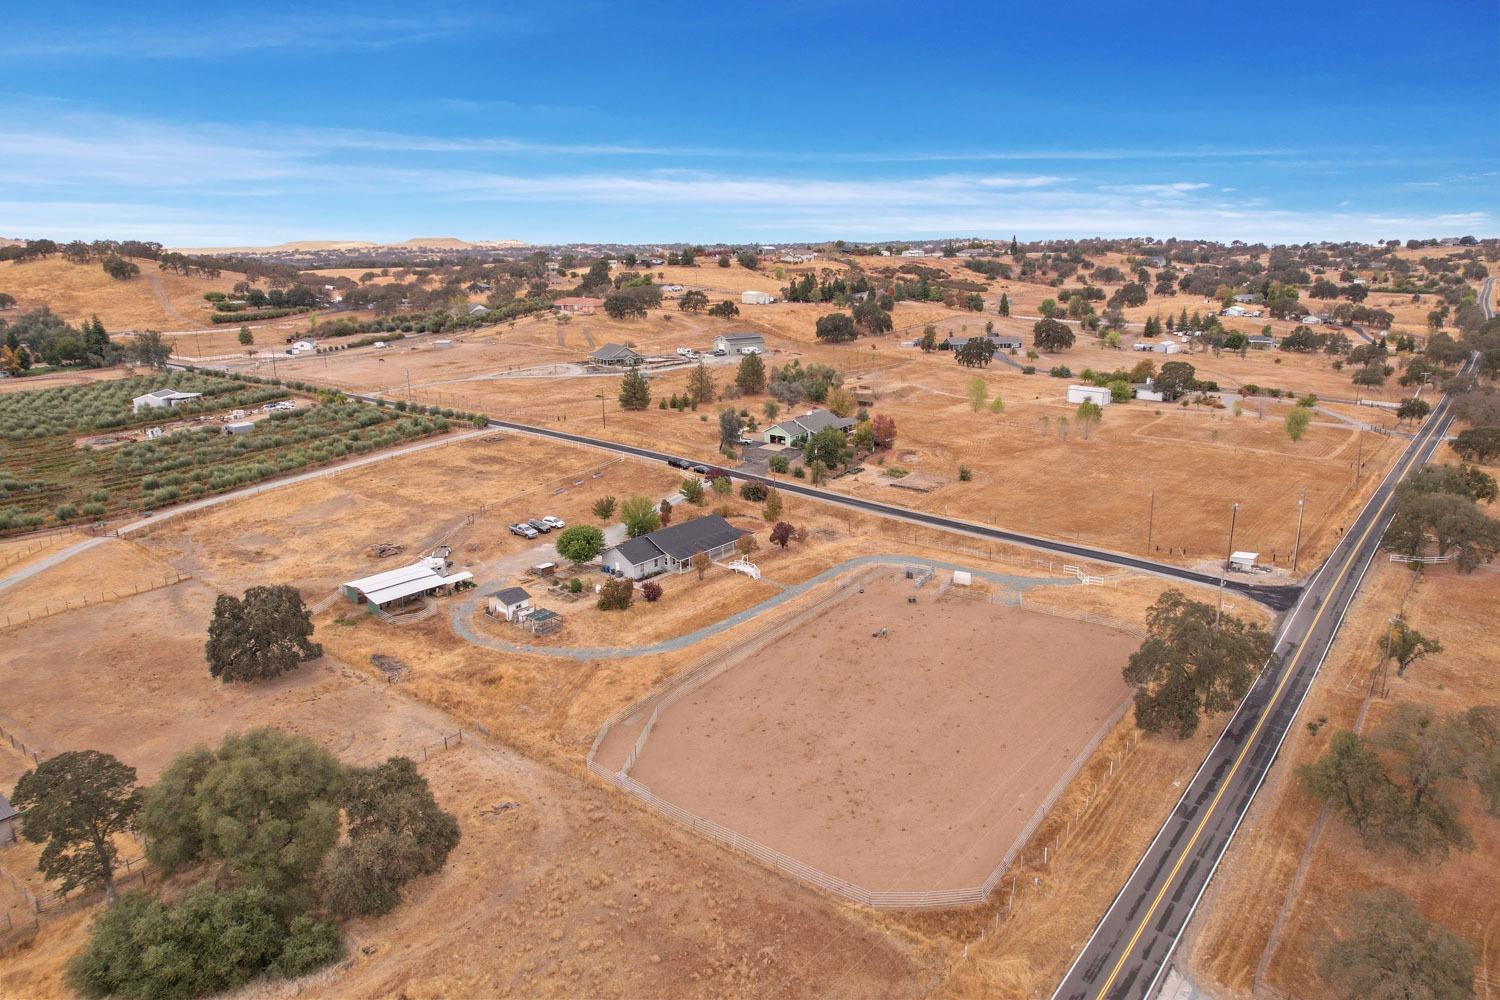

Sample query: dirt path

[143,273,186,324]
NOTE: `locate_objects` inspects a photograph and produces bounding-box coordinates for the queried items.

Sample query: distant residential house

[131,388,203,414]
[1066,385,1113,406]
[1134,378,1166,402]
[945,333,1022,352]
[713,332,766,355]
[468,303,490,316]
[762,408,855,446]
[602,514,748,580]
[591,343,644,366]
[555,296,603,316]
[740,290,776,305]
[1143,256,1167,268]
[777,252,817,263]
[900,249,926,257]
[1133,340,1181,354]
[1300,314,1327,325]
[1246,334,1276,350]
[1232,292,1264,304]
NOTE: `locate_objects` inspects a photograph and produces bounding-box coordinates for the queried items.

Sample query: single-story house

[1066,385,1113,406]
[1229,551,1259,573]
[1232,293,1264,304]
[341,556,473,610]
[1300,314,1326,325]
[555,296,603,316]
[762,407,856,446]
[591,343,644,366]
[1133,340,1181,354]
[947,333,1023,352]
[740,290,776,305]
[132,388,203,414]
[602,514,748,580]
[1247,334,1277,350]
[0,792,17,846]
[713,332,766,355]
[487,586,532,621]
[468,303,490,316]
[1134,378,1166,402]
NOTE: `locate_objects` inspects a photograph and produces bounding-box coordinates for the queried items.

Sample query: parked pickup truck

[509,523,538,539]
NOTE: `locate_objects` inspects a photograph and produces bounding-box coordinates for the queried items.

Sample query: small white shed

[487,586,533,621]
[740,290,775,305]
[1229,551,1259,573]
[1066,385,1113,406]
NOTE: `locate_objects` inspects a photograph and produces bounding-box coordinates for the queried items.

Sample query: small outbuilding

[223,421,255,435]
[487,586,533,621]
[740,290,775,305]
[0,792,17,846]
[132,388,203,414]
[713,332,766,355]
[1066,385,1113,406]
[1229,551,1259,573]
[342,556,473,610]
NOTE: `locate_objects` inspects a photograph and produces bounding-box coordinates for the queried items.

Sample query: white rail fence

[587,565,1144,910]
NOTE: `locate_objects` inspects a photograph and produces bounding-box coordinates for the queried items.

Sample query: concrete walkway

[449,554,1077,661]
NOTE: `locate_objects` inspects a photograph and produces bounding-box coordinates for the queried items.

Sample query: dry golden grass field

[1186,558,1500,1000]
[0,257,239,330]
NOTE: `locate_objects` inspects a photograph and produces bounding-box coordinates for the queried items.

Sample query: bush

[568,577,583,594]
[641,581,662,603]
[739,482,768,502]
[597,577,633,611]
[56,503,78,521]
[768,455,790,474]
[958,465,973,482]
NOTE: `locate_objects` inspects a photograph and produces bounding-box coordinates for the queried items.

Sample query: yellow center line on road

[1092,403,1446,999]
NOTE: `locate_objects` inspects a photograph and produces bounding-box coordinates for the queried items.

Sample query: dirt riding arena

[594,571,1138,904]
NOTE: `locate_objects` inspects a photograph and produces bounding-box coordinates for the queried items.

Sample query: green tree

[1299,731,1402,839]
[1155,360,1197,400]
[67,884,342,1000]
[955,338,997,367]
[919,325,938,352]
[762,487,783,521]
[618,366,651,410]
[1075,399,1104,438]
[815,312,858,343]
[554,524,605,564]
[1285,405,1313,442]
[206,585,322,684]
[707,300,739,318]
[680,477,705,505]
[686,361,716,404]
[718,406,744,448]
[966,376,988,412]
[1452,427,1500,463]
[603,291,648,320]
[238,325,254,346]
[1032,317,1074,352]
[324,757,460,919]
[678,289,708,313]
[140,728,345,897]
[1123,590,1272,738]
[1318,889,1475,1000]
[1380,617,1442,678]
[802,426,851,469]
[127,330,172,369]
[1375,703,1474,858]
[620,495,661,537]
[11,751,141,902]
[998,292,1010,317]
[591,495,616,520]
[1383,490,1500,572]
[1396,397,1430,422]
[736,352,766,393]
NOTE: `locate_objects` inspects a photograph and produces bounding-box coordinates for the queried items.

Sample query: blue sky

[2,1,1496,246]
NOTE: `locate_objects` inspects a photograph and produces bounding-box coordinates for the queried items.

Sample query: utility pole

[406,369,412,405]
[1145,490,1156,554]
[1352,428,1364,488]
[1291,491,1306,573]
[1217,501,1239,626]
[596,393,606,428]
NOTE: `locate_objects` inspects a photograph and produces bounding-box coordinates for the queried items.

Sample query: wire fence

[0,721,45,765]
[1,572,191,630]
[588,566,1145,910]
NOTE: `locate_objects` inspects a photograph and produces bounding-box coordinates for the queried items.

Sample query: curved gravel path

[449,554,1078,661]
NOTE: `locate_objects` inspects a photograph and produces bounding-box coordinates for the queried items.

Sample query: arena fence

[588,563,1143,910]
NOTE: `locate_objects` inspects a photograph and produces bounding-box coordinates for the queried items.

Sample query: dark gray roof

[490,586,531,605]
[788,409,855,436]
[592,343,642,362]
[609,514,748,566]
[0,792,16,822]
[718,332,765,343]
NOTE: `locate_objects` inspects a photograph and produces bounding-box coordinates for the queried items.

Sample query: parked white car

[541,515,566,529]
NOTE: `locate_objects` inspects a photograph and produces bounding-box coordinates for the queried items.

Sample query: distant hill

[173,236,528,253]
[0,255,237,330]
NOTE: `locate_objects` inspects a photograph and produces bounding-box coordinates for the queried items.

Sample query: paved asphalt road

[1050,352,1477,1000]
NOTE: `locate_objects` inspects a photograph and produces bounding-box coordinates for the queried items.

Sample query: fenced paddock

[590,568,1141,909]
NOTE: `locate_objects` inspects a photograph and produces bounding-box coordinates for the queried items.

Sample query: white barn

[740,290,775,305]
[132,388,203,414]
[341,556,472,610]
[713,332,766,355]
[1066,385,1113,406]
